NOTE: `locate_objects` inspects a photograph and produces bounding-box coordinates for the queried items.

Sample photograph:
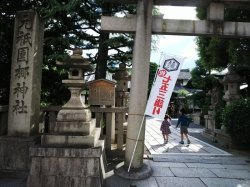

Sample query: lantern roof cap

[56,48,93,72]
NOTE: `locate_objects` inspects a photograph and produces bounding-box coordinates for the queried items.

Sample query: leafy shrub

[215,106,224,129]
[222,98,250,144]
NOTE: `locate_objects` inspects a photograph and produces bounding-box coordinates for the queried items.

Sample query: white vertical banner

[145,54,186,120]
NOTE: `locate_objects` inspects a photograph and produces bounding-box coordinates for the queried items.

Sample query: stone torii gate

[101,0,250,179]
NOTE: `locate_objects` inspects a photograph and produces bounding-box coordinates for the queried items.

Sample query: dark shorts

[180,126,188,134]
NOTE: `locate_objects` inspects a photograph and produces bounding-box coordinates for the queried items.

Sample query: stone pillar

[0,10,43,173]
[204,110,215,130]
[8,10,44,136]
[125,0,152,171]
[106,106,116,149]
[203,85,223,140]
[191,112,201,125]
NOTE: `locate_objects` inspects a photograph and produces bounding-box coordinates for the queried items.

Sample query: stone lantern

[203,88,217,135]
[112,63,131,144]
[57,48,93,108]
[112,63,131,107]
[28,49,105,186]
[42,48,101,147]
[222,66,241,105]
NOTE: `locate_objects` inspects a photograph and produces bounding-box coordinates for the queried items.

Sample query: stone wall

[0,137,38,171]
[27,145,105,187]
[214,129,232,148]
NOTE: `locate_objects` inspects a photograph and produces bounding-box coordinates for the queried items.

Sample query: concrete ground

[1,117,250,187]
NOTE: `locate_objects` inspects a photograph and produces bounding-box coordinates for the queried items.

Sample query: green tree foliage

[191,59,222,116]
[190,60,207,89]
[196,37,229,70]
[148,62,158,96]
[191,60,221,92]
[221,98,250,144]
[195,7,250,133]
[195,7,250,96]
[177,89,189,97]
[39,1,136,105]
[0,0,136,105]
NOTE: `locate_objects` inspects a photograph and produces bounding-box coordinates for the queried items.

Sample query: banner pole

[127,114,146,173]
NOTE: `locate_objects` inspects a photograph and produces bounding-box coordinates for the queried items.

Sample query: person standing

[176,108,191,144]
[160,114,172,144]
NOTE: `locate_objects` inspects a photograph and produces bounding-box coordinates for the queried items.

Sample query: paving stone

[191,148,209,154]
[165,147,181,153]
[168,142,180,147]
[151,167,175,177]
[218,157,246,164]
[155,177,206,187]
[201,178,250,187]
[150,140,159,144]
[146,137,156,140]
[151,155,248,164]
[201,146,227,154]
[177,146,196,153]
[201,157,247,164]
[150,161,187,168]
[105,175,158,187]
[151,144,163,152]
[223,164,250,170]
[190,143,204,148]
[155,139,162,143]
[186,144,208,153]
[156,147,168,153]
[209,168,250,179]
[186,163,225,169]
[170,167,217,177]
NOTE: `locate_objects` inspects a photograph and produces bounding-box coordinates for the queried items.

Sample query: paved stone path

[145,117,230,156]
[105,117,250,187]
[106,157,250,187]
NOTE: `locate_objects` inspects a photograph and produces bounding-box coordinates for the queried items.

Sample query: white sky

[150,6,199,70]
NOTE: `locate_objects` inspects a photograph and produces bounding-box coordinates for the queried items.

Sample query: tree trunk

[95,4,110,80]
[95,31,109,79]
